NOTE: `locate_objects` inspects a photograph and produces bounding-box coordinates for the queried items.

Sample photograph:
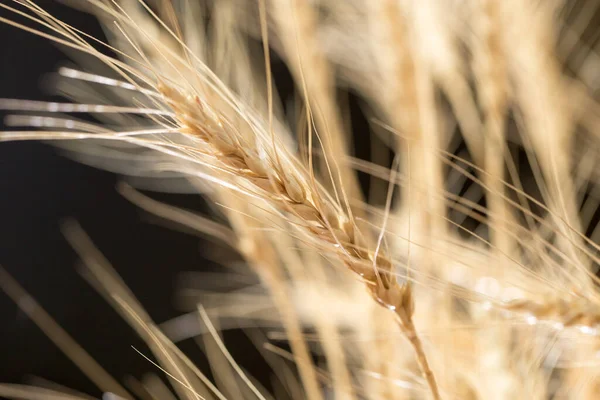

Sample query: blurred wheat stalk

[2,0,600,399]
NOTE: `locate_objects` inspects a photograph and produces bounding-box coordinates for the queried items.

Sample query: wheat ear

[156,77,441,398]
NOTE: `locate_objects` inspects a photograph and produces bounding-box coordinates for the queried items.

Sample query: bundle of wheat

[2,0,600,399]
